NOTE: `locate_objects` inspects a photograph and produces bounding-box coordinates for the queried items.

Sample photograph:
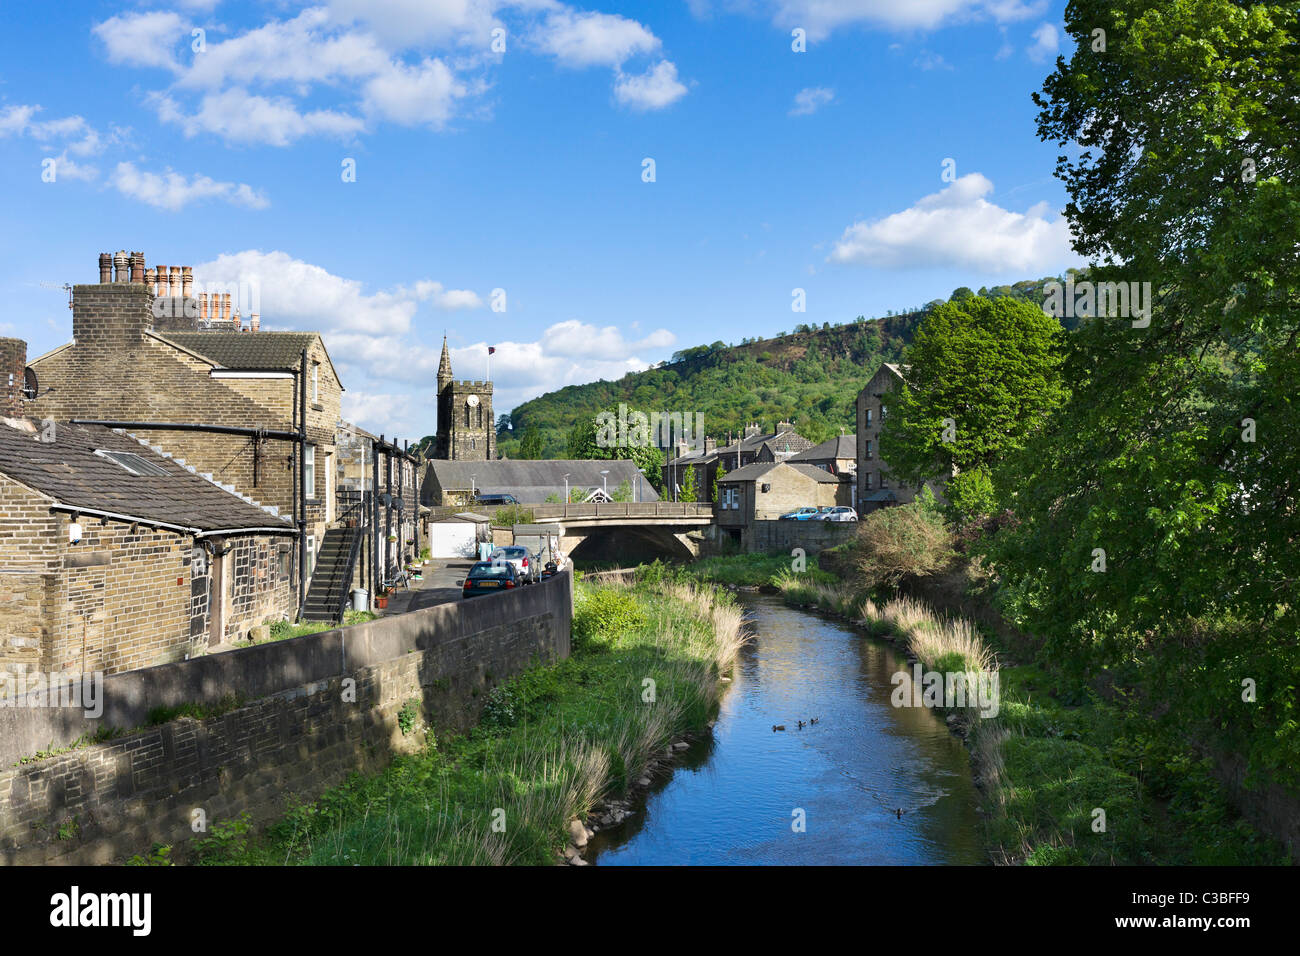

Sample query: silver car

[813,506,858,522]
[490,546,539,584]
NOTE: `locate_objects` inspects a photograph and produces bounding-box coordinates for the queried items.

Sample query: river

[587,593,985,865]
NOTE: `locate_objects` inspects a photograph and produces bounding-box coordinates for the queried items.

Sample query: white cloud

[913,50,952,70]
[771,0,1045,39]
[362,58,466,127]
[111,162,269,211]
[193,250,482,336]
[43,151,99,182]
[533,10,661,67]
[93,11,186,73]
[614,61,687,111]
[151,89,364,146]
[828,172,1078,273]
[1026,22,1059,62]
[789,86,833,116]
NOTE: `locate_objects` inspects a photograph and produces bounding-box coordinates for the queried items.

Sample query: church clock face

[466,395,480,407]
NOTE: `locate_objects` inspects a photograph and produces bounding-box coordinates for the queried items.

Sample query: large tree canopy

[878,295,1066,519]
[983,0,1299,779]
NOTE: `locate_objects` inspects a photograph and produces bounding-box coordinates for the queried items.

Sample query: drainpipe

[297,348,307,618]
[371,436,380,599]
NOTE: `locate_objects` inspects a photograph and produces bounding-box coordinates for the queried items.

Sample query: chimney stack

[130,252,145,284]
[0,338,28,418]
[113,250,129,283]
[98,253,112,284]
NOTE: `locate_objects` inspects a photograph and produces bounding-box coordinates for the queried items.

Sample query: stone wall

[740,519,857,554]
[0,569,573,864]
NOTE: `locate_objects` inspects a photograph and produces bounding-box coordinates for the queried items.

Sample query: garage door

[430,521,478,558]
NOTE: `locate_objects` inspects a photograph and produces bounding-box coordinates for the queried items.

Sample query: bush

[851,499,954,589]
[572,586,647,652]
[493,504,536,526]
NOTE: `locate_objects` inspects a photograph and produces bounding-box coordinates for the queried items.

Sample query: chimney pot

[113,250,129,283]
[199,293,208,321]
[250,314,260,332]
[169,266,182,297]
[144,267,156,289]
[182,266,193,299]
[98,253,112,284]
[130,252,145,284]
[223,292,232,321]
[153,265,167,296]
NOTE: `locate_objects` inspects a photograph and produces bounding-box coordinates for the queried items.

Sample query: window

[864,440,873,460]
[306,534,316,576]
[865,472,873,490]
[312,363,319,403]
[865,408,873,426]
[93,449,171,477]
[304,444,316,499]
[880,404,888,419]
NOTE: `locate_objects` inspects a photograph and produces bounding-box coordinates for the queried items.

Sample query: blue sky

[0,0,1082,441]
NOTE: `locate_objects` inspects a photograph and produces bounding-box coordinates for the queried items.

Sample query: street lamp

[470,474,477,504]
[637,467,645,503]
[563,473,570,517]
[600,469,609,498]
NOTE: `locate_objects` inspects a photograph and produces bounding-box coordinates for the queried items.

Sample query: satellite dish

[22,367,37,400]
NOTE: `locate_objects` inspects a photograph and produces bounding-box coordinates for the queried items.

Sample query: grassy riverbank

[682,551,838,589]
[691,549,1288,864]
[187,575,746,866]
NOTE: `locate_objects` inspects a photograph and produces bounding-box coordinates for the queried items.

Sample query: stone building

[0,406,296,684]
[422,458,656,507]
[715,461,851,528]
[25,251,344,609]
[788,434,857,478]
[434,337,494,461]
[663,422,813,502]
[855,363,946,513]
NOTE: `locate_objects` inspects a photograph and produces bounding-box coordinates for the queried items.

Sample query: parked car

[813,506,858,522]
[473,493,520,507]
[461,560,520,598]
[490,546,539,584]
[780,507,824,521]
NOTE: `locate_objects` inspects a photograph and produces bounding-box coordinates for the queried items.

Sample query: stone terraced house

[0,410,296,686]
[24,251,344,610]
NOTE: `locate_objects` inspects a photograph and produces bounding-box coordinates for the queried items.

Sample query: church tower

[434,336,495,460]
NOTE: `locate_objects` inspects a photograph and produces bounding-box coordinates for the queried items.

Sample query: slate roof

[788,434,856,463]
[717,461,846,484]
[424,459,659,504]
[0,419,295,535]
[668,428,814,467]
[159,331,322,371]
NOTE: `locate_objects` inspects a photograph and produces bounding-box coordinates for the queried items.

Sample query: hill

[418,277,1068,459]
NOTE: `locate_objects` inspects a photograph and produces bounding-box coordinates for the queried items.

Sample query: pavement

[380,559,477,614]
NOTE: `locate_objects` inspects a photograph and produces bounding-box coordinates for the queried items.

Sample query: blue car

[461,560,520,598]
[781,507,827,520]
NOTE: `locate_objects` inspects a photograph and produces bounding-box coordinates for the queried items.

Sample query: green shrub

[850,498,954,589]
[573,587,647,652]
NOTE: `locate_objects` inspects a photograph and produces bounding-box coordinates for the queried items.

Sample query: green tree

[986,0,1300,712]
[680,463,698,503]
[713,464,726,503]
[878,296,1066,519]
[566,414,665,492]
[518,428,544,459]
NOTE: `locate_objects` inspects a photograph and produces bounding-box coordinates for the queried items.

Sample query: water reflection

[588,595,985,865]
